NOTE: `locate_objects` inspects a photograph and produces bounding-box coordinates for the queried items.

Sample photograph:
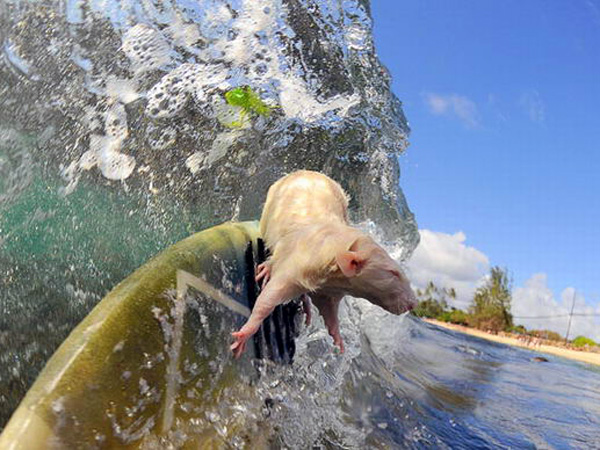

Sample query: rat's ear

[336,251,365,277]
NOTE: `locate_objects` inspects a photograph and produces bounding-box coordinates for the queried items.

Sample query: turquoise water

[0,166,215,426]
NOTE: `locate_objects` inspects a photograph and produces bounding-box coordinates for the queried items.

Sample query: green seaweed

[224,86,273,122]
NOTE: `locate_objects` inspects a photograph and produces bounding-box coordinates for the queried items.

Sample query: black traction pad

[244,239,300,364]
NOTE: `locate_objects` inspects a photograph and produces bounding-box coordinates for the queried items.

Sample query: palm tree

[469,266,513,332]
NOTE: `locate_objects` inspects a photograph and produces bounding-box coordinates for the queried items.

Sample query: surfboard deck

[0,220,298,449]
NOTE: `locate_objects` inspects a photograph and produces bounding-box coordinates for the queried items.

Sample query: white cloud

[513,274,600,341]
[407,229,489,309]
[407,230,599,342]
[518,90,545,124]
[423,92,480,128]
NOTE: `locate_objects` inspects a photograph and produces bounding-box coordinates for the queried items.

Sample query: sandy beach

[424,319,600,367]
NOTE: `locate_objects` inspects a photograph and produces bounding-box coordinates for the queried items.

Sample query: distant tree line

[412,266,598,347]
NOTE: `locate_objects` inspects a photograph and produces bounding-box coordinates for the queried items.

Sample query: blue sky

[371,1,600,336]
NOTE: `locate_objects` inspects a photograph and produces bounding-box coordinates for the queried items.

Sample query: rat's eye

[389,269,401,279]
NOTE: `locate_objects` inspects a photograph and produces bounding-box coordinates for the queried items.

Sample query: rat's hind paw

[301,294,312,326]
[327,327,344,354]
[333,333,345,354]
[255,262,271,288]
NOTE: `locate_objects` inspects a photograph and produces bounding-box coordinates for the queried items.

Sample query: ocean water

[210,299,600,449]
[300,305,600,449]
[1,0,599,448]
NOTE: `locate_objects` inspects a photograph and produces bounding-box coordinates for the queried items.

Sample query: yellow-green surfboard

[0,221,285,449]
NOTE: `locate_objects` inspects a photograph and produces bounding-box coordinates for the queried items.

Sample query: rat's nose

[405,286,418,310]
[387,296,415,315]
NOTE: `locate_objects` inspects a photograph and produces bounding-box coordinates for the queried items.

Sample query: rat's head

[335,235,417,314]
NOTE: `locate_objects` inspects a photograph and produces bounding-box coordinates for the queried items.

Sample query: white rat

[231,170,416,358]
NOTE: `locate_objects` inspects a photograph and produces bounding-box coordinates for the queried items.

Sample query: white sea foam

[122,24,172,74]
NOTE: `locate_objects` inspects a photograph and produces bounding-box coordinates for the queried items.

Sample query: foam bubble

[216,1,276,66]
[98,149,135,181]
[166,14,203,53]
[83,106,104,133]
[185,151,205,175]
[122,24,172,74]
[105,103,128,141]
[83,134,135,181]
[279,78,360,123]
[145,62,229,119]
[145,63,200,119]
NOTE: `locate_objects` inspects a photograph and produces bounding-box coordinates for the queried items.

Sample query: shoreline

[424,319,600,367]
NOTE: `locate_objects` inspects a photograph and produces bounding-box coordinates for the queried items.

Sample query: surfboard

[0,221,299,449]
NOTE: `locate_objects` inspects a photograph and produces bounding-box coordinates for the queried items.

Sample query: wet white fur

[259,170,415,312]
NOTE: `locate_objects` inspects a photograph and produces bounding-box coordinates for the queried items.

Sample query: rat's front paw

[231,330,250,359]
[231,322,260,359]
